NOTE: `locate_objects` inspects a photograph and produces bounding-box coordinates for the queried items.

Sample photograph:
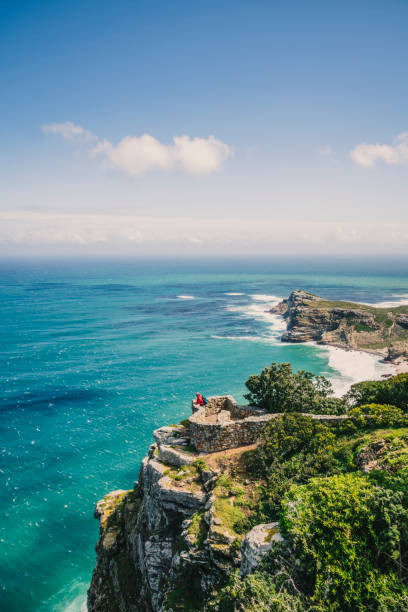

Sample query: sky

[1,0,408,256]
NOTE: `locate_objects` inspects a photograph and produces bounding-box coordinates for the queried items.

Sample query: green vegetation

[188,510,207,549]
[282,473,408,610]
[312,296,408,316]
[208,364,408,611]
[166,567,204,611]
[208,570,304,611]
[192,457,209,471]
[212,474,254,537]
[244,362,346,415]
[347,373,408,410]
[162,463,201,489]
[354,322,374,332]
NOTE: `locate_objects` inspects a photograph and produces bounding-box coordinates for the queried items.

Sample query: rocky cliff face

[272,290,408,361]
[87,424,278,611]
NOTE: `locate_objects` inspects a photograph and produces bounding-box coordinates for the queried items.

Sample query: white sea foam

[224,293,286,341]
[317,292,406,393]
[47,581,88,612]
[224,292,245,296]
[220,291,401,396]
[61,594,87,612]
[176,295,195,300]
[313,344,396,396]
[211,334,277,343]
[249,294,281,302]
[362,293,408,308]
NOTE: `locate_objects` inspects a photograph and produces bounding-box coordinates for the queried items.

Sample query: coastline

[268,289,408,395]
[302,340,408,396]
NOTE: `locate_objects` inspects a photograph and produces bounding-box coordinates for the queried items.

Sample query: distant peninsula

[271,289,408,363]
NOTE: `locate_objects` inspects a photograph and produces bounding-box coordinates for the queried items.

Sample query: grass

[162,464,202,490]
[354,322,375,333]
[193,458,209,471]
[98,490,132,530]
[212,474,258,537]
[188,510,207,549]
[307,297,408,317]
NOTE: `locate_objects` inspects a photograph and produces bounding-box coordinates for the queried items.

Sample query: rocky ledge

[87,422,283,611]
[272,289,408,361]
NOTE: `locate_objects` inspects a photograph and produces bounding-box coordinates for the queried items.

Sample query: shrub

[347,374,408,411]
[348,403,404,428]
[246,413,336,478]
[207,570,304,612]
[281,473,408,610]
[192,458,208,472]
[244,362,345,415]
[245,414,338,522]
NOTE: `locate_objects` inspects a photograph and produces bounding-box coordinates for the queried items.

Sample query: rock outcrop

[240,522,283,577]
[87,424,242,611]
[87,397,351,611]
[272,290,408,361]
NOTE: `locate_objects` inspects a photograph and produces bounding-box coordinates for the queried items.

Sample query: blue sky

[1,0,408,255]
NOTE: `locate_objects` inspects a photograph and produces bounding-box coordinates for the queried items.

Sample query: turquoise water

[2,257,408,611]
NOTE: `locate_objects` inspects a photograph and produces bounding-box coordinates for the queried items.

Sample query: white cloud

[91,133,232,176]
[91,135,173,176]
[43,121,232,176]
[172,135,231,175]
[42,121,96,142]
[350,131,408,167]
[2,211,408,255]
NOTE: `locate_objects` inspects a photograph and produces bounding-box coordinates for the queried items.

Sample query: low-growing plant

[188,510,207,549]
[192,458,208,472]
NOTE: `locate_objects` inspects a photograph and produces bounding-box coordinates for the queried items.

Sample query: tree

[244,362,345,414]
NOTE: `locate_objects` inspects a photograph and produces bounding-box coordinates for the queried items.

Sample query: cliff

[87,383,408,610]
[272,289,408,361]
[87,407,280,611]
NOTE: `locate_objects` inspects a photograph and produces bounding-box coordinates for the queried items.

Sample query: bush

[244,362,346,415]
[207,570,304,612]
[347,373,408,411]
[348,403,404,428]
[281,473,408,610]
[245,414,338,522]
[247,413,336,478]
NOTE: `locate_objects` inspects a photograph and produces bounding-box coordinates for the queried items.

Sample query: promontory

[272,289,408,362]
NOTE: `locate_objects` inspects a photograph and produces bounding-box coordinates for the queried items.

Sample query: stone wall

[189,396,349,453]
[189,396,271,452]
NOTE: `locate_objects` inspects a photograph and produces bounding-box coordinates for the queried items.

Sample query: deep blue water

[2,257,408,611]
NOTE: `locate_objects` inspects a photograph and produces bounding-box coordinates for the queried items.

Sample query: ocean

[2,256,408,611]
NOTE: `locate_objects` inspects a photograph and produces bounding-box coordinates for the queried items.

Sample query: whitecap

[176,295,195,300]
[363,293,408,308]
[222,293,286,343]
[211,334,277,343]
[249,294,282,302]
[313,344,396,397]
[224,292,245,296]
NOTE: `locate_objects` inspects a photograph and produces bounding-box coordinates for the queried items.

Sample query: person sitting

[195,392,207,406]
